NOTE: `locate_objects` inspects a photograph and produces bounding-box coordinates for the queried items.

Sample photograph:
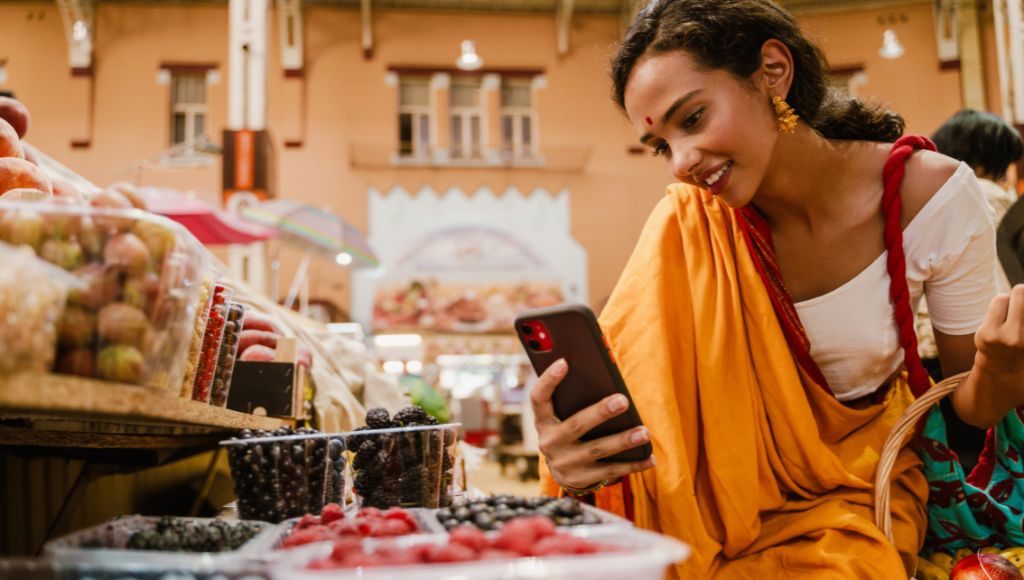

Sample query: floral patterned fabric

[920,405,1024,554]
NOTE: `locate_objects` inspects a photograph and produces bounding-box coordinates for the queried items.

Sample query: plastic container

[430,498,632,533]
[43,515,273,569]
[3,559,272,580]
[0,241,80,375]
[178,276,215,398]
[210,301,246,407]
[271,525,690,580]
[192,285,233,403]
[347,424,459,510]
[222,431,347,523]
[0,200,211,391]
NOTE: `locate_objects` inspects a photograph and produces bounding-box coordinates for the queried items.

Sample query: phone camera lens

[528,339,541,350]
[521,325,534,336]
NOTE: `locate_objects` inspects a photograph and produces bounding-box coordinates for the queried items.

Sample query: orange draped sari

[540,184,927,578]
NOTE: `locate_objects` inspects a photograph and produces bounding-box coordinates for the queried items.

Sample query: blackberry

[392,406,430,427]
[365,407,393,429]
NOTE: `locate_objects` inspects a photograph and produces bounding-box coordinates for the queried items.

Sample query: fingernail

[630,428,649,444]
[607,395,628,412]
[648,456,657,467]
[551,359,567,376]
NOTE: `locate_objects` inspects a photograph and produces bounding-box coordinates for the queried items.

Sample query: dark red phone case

[515,303,652,463]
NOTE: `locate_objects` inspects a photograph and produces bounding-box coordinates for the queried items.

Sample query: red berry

[376,519,413,537]
[449,526,489,552]
[425,543,476,563]
[330,537,364,561]
[358,507,383,519]
[321,503,344,524]
[328,518,360,536]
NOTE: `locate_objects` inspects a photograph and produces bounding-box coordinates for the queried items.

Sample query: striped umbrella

[239,199,379,268]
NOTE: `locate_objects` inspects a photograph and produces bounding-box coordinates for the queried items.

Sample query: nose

[670,145,701,183]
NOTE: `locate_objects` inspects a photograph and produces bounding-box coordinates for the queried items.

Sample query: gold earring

[772,95,798,134]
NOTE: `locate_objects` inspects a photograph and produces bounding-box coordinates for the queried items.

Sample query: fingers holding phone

[530,358,656,490]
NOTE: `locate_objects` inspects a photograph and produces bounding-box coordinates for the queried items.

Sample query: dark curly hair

[931,109,1023,180]
[611,0,904,142]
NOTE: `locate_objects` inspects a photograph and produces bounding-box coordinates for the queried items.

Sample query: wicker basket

[873,371,970,543]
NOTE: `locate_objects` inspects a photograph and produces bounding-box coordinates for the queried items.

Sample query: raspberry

[382,507,419,530]
[281,527,331,548]
[376,518,414,537]
[530,534,574,557]
[320,502,344,524]
[449,525,489,552]
[478,548,520,561]
[330,537,364,561]
[358,507,383,519]
[425,542,476,563]
[294,513,320,530]
[327,518,360,536]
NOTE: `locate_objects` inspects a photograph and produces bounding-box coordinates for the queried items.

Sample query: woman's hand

[952,285,1024,427]
[530,358,656,490]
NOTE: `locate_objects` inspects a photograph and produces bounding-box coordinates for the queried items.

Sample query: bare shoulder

[898,149,961,226]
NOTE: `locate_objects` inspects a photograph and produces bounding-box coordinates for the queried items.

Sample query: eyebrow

[639,89,703,145]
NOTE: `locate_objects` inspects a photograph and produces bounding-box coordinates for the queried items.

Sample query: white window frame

[450,77,484,160]
[398,77,432,160]
[500,79,537,162]
[169,72,208,159]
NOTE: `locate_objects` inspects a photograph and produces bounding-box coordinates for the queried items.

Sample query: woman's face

[623,50,779,208]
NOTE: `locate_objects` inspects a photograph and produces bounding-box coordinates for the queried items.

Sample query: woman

[531,0,1024,576]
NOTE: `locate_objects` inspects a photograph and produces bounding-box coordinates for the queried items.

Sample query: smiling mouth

[703,162,732,187]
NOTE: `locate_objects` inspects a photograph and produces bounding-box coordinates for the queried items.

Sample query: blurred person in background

[931,108,1022,221]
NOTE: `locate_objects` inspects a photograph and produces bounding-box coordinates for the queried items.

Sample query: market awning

[239,199,379,268]
[138,187,275,245]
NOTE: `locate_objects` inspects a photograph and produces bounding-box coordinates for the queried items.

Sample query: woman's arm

[945,287,1024,428]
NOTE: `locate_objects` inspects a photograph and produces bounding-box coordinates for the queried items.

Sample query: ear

[758,39,794,98]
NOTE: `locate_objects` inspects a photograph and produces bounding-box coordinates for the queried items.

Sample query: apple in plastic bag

[951,554,1024,580]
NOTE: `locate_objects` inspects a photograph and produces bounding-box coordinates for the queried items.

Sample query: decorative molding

[391,65,544,78]
[159,62,219,74]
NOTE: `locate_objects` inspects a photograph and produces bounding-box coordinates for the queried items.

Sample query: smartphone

[997,195,1024,286]
[514,303,652,463]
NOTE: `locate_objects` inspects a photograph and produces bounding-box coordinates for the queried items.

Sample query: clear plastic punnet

[222,431,348,523]
[345,423,459,511]
[272,525,691,580]
[432,496,633,533]
[0,200,211,391]
[245,508,439,557]
[43,515,273,569]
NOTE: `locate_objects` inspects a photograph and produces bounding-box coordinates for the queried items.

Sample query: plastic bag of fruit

[0,241,81,374]
[0,199,212,390]
[916,546,1024,579]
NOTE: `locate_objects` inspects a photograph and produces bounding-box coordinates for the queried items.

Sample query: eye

[682,107,704,129]
[650,142,670,158]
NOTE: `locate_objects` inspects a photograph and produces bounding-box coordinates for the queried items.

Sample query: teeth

[704,162,731,187]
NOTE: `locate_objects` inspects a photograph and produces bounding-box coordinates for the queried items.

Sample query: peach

[0,118,23,159]
[51,178,85,204]
[0,157,52,195]
[0,97,30,138]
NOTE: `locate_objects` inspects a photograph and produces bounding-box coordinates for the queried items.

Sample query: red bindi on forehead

[645,116,653,125]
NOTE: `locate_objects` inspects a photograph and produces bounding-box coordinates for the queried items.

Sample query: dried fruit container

[191,284,233,403]
[43,515,273,569]
[271,525,690,580]
[178,275,215,398]
[222,430,348,523]
[0,200,211,390]
[346,424,459,511]
[209,301,246,407]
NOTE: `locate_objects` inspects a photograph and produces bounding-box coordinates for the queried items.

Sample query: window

[501,79,535,160]
[450,77,483,159]
[170,73,207,154]
[398,77,431,158]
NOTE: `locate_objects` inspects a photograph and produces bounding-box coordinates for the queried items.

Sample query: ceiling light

[335,252,353,266]
[879,29,905,60]
[455,40,483,71]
